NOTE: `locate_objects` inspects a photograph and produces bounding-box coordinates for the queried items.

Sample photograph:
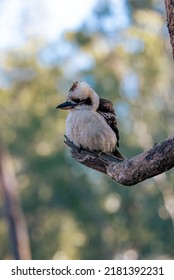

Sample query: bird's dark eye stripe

[72,98,80,103]
[83,97,92,105]
[72,97,92,105]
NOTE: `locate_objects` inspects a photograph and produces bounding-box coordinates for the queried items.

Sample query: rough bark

[165,0,174,59]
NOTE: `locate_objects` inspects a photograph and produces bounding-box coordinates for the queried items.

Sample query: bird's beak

[56,101,77,110]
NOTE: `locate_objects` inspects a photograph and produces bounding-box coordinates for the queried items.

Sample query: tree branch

[65,134,174,186]
[165,0,174,59]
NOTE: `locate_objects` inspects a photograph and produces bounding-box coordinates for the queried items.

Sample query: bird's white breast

[66,110,117,153]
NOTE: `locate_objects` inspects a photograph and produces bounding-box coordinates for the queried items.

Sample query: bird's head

[56,81,99,111]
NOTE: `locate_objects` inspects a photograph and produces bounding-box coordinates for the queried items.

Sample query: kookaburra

[56,81,124,159]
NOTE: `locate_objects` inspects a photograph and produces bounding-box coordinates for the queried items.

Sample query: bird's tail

[112,149,126,160]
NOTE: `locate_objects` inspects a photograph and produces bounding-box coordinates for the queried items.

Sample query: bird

[56,81,124,159]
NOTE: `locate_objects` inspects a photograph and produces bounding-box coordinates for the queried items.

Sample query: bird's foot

[76,146,83,153]
[96,151,103,157]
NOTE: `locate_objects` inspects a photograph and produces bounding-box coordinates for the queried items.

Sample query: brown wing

[97,98,120,147]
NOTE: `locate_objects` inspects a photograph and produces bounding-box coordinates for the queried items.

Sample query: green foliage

[0,0,174,260]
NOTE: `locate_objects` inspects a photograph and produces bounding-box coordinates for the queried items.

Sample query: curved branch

[65,134,174,186]
[165,0,174,58]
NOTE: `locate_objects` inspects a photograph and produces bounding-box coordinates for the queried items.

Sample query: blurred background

[0,0,174,260]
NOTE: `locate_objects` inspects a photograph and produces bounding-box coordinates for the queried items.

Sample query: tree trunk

[165,0,174,59]
[0,140,31,259]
